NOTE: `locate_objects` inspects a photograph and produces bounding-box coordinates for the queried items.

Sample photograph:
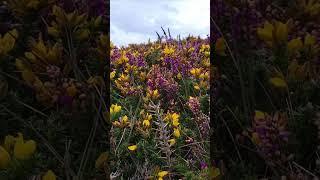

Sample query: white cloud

[110,0,209,46]
[111,24,156,47]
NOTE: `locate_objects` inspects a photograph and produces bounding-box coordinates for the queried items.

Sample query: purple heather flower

[200,161,208,170]
[188,97,201,114]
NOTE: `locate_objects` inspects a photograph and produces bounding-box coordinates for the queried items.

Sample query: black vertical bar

[105,0,111,178]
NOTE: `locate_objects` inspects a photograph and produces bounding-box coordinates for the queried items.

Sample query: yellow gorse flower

[163,45,175,55]
[287,38,303,56]
[190,68,202,78]
[177,73,182,79]
[275,21,288,42]
[200,44,210,55]
[112,115,130,128]
[110,104,122,116]
[188,47,195,53]
[42,170,56,180]
[165,112,180,127]
[128,145,137,151]
[139,72,147,81]
[251,132,261,145]
[110,71,116,80]
[209,166,221,179]
[254,110,265,121]
[269,77,287,89]
[257,21,274,42]
[288,60,308,80]
[13,137,37,160]
[168,139,176,146]
[0,29,18,56]
[122,115,128,123]
[116,53,129,65]
[304,33,316,47]
[146,88,160,100]
[194,84,200,90]
[146,113,152,121]
[124,63,138,74]
[142,119,151,128]
[173,128,181,138]
[158,171,169,180]
[48,5,89,41]
[202,58,210,68]
[139,111,152,128]
[24,36,63,66]
[140,111,152,121]
[257,20,291,47]
[117,73,130,82]
[4,135,15,153]
[172,118,180,127]
[199,71,209,80]
[0,146,10,170]
[1,133,37,161]
[287,33,319,57]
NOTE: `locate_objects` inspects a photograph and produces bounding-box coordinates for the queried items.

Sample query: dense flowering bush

[212,0,320,179]
[0,0,108,179]
[109,35,211,179]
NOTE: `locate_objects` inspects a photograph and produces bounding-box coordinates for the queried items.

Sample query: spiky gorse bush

[0,0,107,179]
[212,0,320,179]
[109,35,211,179]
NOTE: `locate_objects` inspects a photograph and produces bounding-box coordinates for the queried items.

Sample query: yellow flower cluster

[145,88,160,101]
[163,45,175,56]
[0,29,18,57]
[111,104,132,128]
[42,170,57,180]
[164,112,181,139]
[269,69,287,89]
[190,67,209,90]
[257,20,292,47]
[110,71,116,80]
[200,44,210,57]
[115,51,129,66]
[287,33,319,57]
[0,133,36,169]
[114,73,136,95]
[112,115,130,128]
[22,36,63,66]
[128,145,138,151]
[48,5,99,41]
[157,170,169,180]
[110,104,122,116]
[257,19,320,82]
[140,110,153,129]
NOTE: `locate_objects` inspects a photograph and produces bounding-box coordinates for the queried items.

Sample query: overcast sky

[110,0,209,46]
